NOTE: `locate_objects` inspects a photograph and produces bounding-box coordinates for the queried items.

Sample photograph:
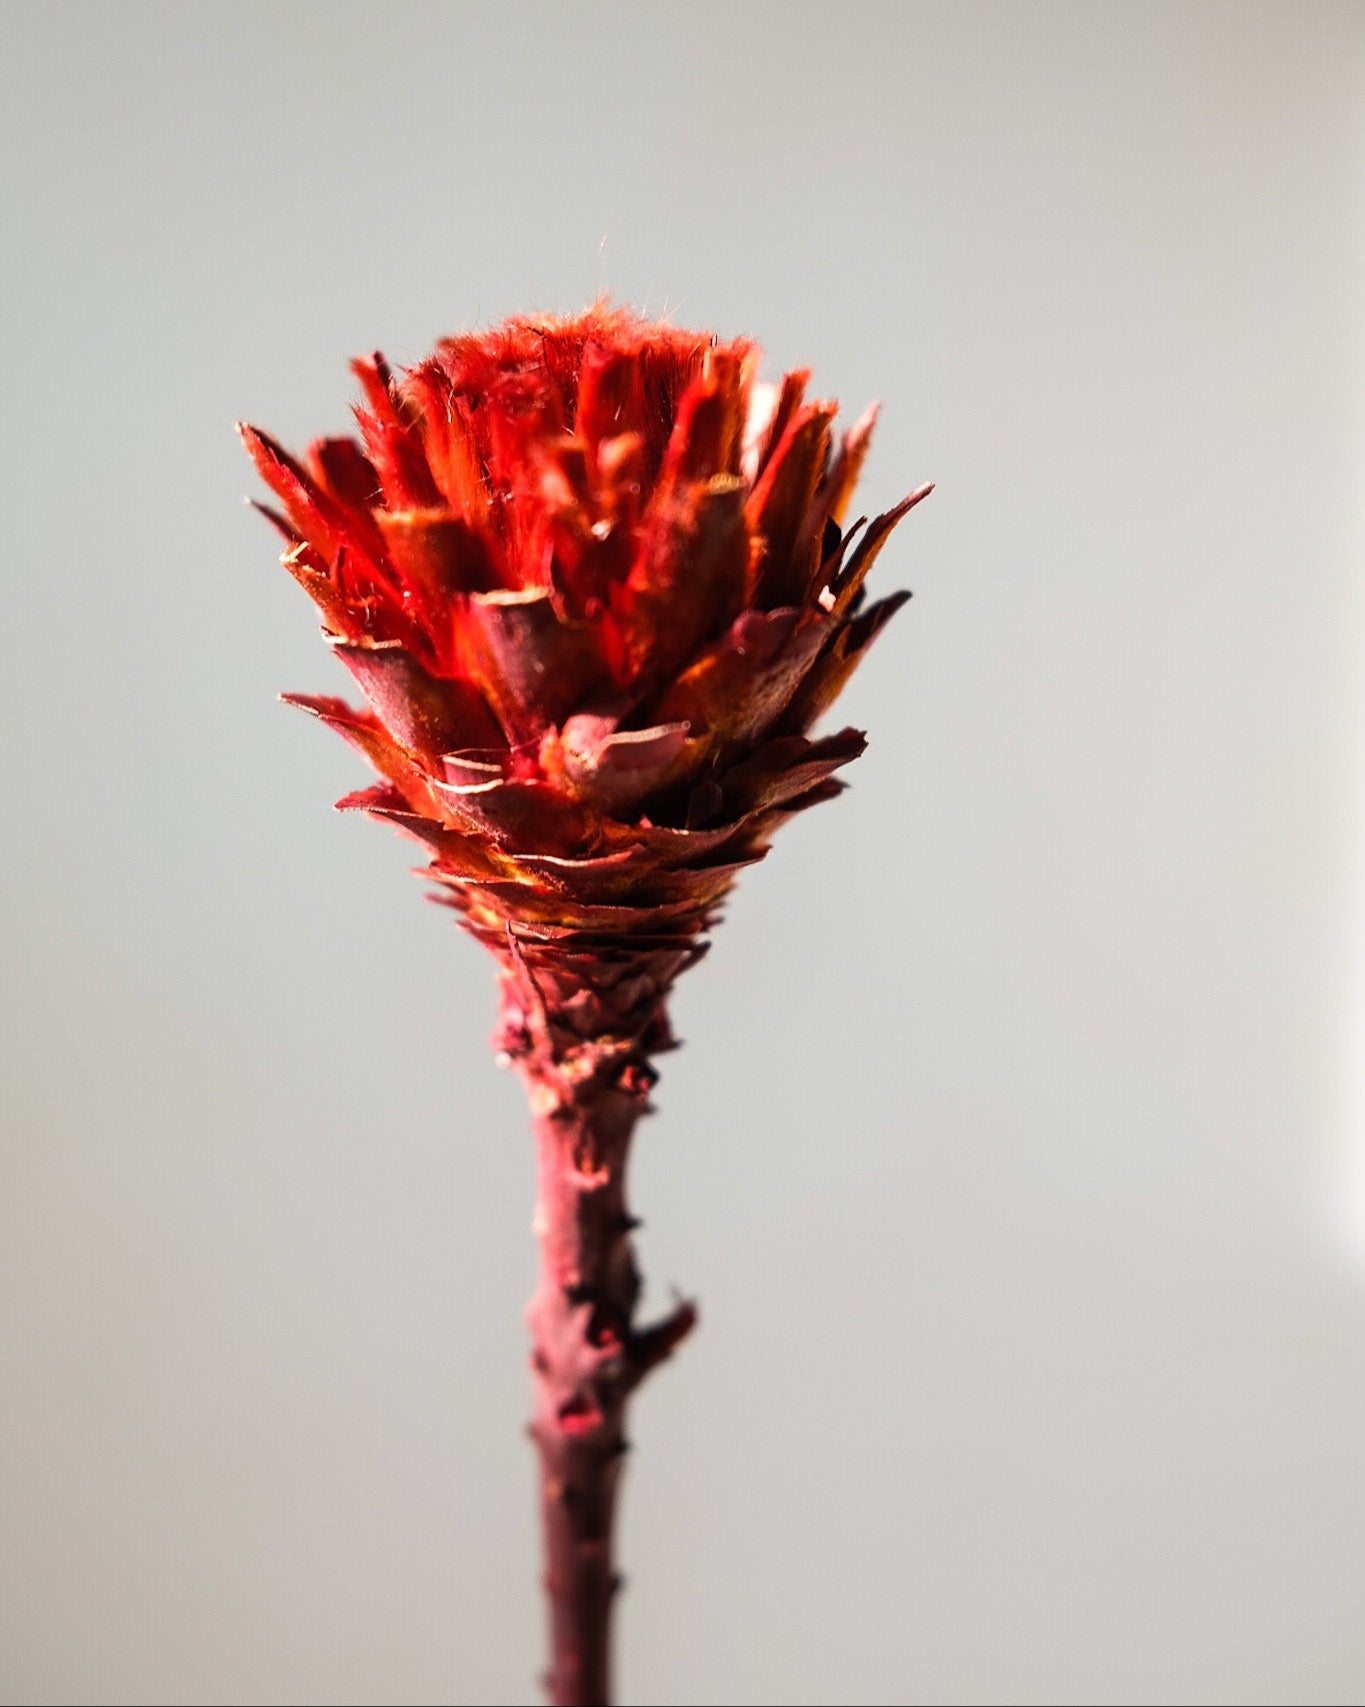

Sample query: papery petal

[239,424,358,567]
[743,368,809,486]
[780,590,912,734]
[400,364,491,523]
[330,638,504,759]
[335,784,509,878]
[824,484,933,618]
[656,350,747,489]
[722,727,869,814]
[347,353,441,511]
[514,845,663,902]
[376,509,505,603]
[280,691,443,816]
[431,773,595,854]
[817,403,879,529]
[447,877,716,936]
[576,344,645,452]
[746,402,837,608]
[307,436,383,517]
[280,543,359,638]
[460,588,606,744]
[248,498,298,543]
[622,475,749,690]
[560,718,699,817]
[654,606,829,748]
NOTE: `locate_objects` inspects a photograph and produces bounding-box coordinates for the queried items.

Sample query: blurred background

[2,3,1363,1702]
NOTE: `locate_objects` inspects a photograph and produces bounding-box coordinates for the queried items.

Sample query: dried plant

[242,304,927,1705]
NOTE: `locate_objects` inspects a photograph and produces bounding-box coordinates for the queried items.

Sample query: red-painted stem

[498,944,696,1706]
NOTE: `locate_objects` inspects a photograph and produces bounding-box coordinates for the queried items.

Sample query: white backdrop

[3,4,1363,1702]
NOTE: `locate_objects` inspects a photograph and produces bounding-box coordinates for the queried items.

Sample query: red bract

[243,304,927,1707]
[242,305,926,949]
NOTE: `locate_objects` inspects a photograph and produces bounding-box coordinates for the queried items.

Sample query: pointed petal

[239,423,355,567]
[351,352,444,510]
[376,509,503,602]
[307,436,382,516]
[576,343,644,452]
[330,638,503,759]
[657,351,746,488]
[513,845,661,902]
[621,818,755,864]
[430,774,594,854]
[593,431,648,532]
[248,497,297,543]
[742,368,809,486]
[402,363,491,522]
[759,775,848,823]
[335,787,508,878]
[334,782,408,815]
[781,590,912,732]
[460,588,606,744]
[623,475,749,690]
[826,483,932,617]
[654,606,830,749]
[439,751,506,787]
[279,544,357,638]
[819,403,879,529]
[446,878,716,936]
[279,691,441,813]
[747,402,837,608]
[723,726,868,814]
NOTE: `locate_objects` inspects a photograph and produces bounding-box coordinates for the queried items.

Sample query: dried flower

[242,303,926,1706]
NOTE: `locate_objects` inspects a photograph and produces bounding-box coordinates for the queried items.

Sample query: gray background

[3,3,1363,1702]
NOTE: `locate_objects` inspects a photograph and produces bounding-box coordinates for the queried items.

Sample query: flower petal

[746,402,837,609]
[654,606,829,750]
[817,403,879,530]
[460,588,606,744]
[560,718,699,816]
[280,691,442,815]
[431,774,594,854]
[780,590,912,733]
[722,726,868,814]
[824,484,933,618]
[330,637,503,760]
[350,352,444,510]
[376,509,504,603]
[622,475,749,691]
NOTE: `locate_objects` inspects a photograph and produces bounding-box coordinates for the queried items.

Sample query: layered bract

[242,305,926,963]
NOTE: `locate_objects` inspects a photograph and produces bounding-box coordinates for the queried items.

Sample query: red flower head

[241,304,927,995]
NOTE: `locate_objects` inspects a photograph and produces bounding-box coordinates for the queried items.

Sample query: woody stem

[514,995,694,1707]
